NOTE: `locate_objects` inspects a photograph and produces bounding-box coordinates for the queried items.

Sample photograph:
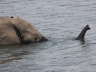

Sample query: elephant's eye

[34,37,37,42]
[34,33,38,42]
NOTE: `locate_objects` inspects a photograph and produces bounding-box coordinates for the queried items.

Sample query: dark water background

[0,0,96,72]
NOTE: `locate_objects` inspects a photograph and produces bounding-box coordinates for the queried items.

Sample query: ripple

[0,0,96,72]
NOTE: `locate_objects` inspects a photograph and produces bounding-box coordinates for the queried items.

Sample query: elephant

[0,16,48,45]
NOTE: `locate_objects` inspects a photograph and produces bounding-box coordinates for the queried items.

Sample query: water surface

[0,0,96,72]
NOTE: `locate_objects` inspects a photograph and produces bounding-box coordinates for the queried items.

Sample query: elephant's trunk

[76,24,90,41]
[39,36,48,42]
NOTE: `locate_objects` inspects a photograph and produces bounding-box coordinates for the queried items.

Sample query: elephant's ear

[12,25,23,43]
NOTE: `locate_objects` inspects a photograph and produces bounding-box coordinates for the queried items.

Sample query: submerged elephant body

[0,16,47,45]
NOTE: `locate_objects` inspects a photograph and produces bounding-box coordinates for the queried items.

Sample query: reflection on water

[0,50,29,64]
[0,0,96,72]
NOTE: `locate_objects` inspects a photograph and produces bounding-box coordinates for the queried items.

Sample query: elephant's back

[0,17,20,44]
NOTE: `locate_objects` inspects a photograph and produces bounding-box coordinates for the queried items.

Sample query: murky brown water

[0,0,96,72]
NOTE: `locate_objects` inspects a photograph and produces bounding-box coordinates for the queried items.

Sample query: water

[0,0,96,72]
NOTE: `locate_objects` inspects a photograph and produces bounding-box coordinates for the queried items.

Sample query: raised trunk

[76,25,90,41]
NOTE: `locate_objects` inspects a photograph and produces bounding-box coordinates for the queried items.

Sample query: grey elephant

[0,16,48,45]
